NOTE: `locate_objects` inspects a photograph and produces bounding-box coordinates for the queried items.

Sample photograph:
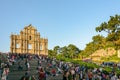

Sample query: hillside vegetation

[48,14,120,63]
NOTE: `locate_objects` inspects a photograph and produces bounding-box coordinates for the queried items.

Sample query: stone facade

[10,24,48,55]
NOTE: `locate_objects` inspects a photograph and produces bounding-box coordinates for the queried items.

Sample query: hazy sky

[0,0,120,52]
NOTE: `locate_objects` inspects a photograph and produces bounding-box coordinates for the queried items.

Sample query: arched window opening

[28,44,32,49]
[16,43,19,48]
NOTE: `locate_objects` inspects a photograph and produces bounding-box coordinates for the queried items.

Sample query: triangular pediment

[24,24,37,30]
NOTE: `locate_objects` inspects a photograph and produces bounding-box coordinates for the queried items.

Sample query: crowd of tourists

[1,52,120,80]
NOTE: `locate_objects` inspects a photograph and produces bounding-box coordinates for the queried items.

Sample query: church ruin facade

[10,24,48,55]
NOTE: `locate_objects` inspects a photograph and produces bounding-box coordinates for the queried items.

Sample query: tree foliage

[48,44,81,59]
[96,15,120,50]
[49,14,120,60]
[79,15,120,58]
[80,35,105,58]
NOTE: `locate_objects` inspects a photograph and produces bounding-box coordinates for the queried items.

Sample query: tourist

[63,70,69,80]
[38,68,46,80]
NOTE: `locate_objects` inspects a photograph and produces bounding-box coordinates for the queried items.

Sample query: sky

[0,0,120,52]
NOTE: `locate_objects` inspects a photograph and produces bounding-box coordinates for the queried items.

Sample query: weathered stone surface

[10,24,48,55]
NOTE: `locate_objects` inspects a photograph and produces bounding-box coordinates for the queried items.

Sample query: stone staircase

[8,58,63,80]
[8,59,39,80]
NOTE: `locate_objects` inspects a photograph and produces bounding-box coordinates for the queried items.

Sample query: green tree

[61,46,68,57]
[67,44,80,58]
[48,44,81,59]
[96,15,120,50]
[96,15,120,58]
[48,49,56,57]
[83,42,95,57]
[53,46,60,54]
[92,35,105,50]
[81,35,105,58]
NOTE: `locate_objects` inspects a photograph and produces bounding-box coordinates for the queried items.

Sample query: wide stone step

[8,62,38,80]
[8,59,62,80]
